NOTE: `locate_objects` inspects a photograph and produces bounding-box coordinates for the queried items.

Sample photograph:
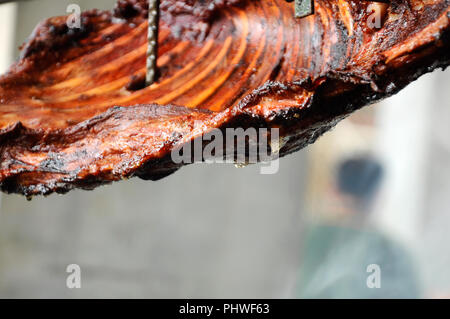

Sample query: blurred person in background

[296,156,421,298]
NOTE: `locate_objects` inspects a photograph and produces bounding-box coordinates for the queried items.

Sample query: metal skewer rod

[146,0,159,86]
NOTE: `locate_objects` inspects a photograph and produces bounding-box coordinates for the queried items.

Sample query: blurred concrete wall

[0,160,308,298]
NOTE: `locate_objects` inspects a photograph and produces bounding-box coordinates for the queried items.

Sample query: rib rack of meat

[0,0,449,197]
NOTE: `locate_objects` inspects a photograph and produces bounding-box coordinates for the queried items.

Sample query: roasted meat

[0,0,449,196]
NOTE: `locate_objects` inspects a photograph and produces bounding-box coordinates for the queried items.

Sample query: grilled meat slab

[0,0,449,196]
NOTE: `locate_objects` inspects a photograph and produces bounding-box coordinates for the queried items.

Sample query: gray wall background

[0,159,307,298]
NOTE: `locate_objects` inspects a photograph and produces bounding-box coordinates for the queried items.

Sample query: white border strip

[0,2,17,74]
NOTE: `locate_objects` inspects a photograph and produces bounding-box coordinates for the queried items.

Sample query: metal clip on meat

[287,0,390,18]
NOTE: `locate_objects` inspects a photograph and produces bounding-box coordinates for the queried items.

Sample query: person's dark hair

[337,156,384,207]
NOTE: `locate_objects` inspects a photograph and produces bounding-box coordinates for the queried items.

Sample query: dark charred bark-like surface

[0,0,449,196]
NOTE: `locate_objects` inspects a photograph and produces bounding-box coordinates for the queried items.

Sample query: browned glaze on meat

[0,0,449,196]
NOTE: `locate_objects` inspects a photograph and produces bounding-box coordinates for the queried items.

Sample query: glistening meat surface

[0,0,449,196]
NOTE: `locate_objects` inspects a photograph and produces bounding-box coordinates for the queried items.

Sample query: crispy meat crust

[0,0,449,196]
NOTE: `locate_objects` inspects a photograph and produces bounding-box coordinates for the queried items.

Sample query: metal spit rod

[146,0,159,86]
